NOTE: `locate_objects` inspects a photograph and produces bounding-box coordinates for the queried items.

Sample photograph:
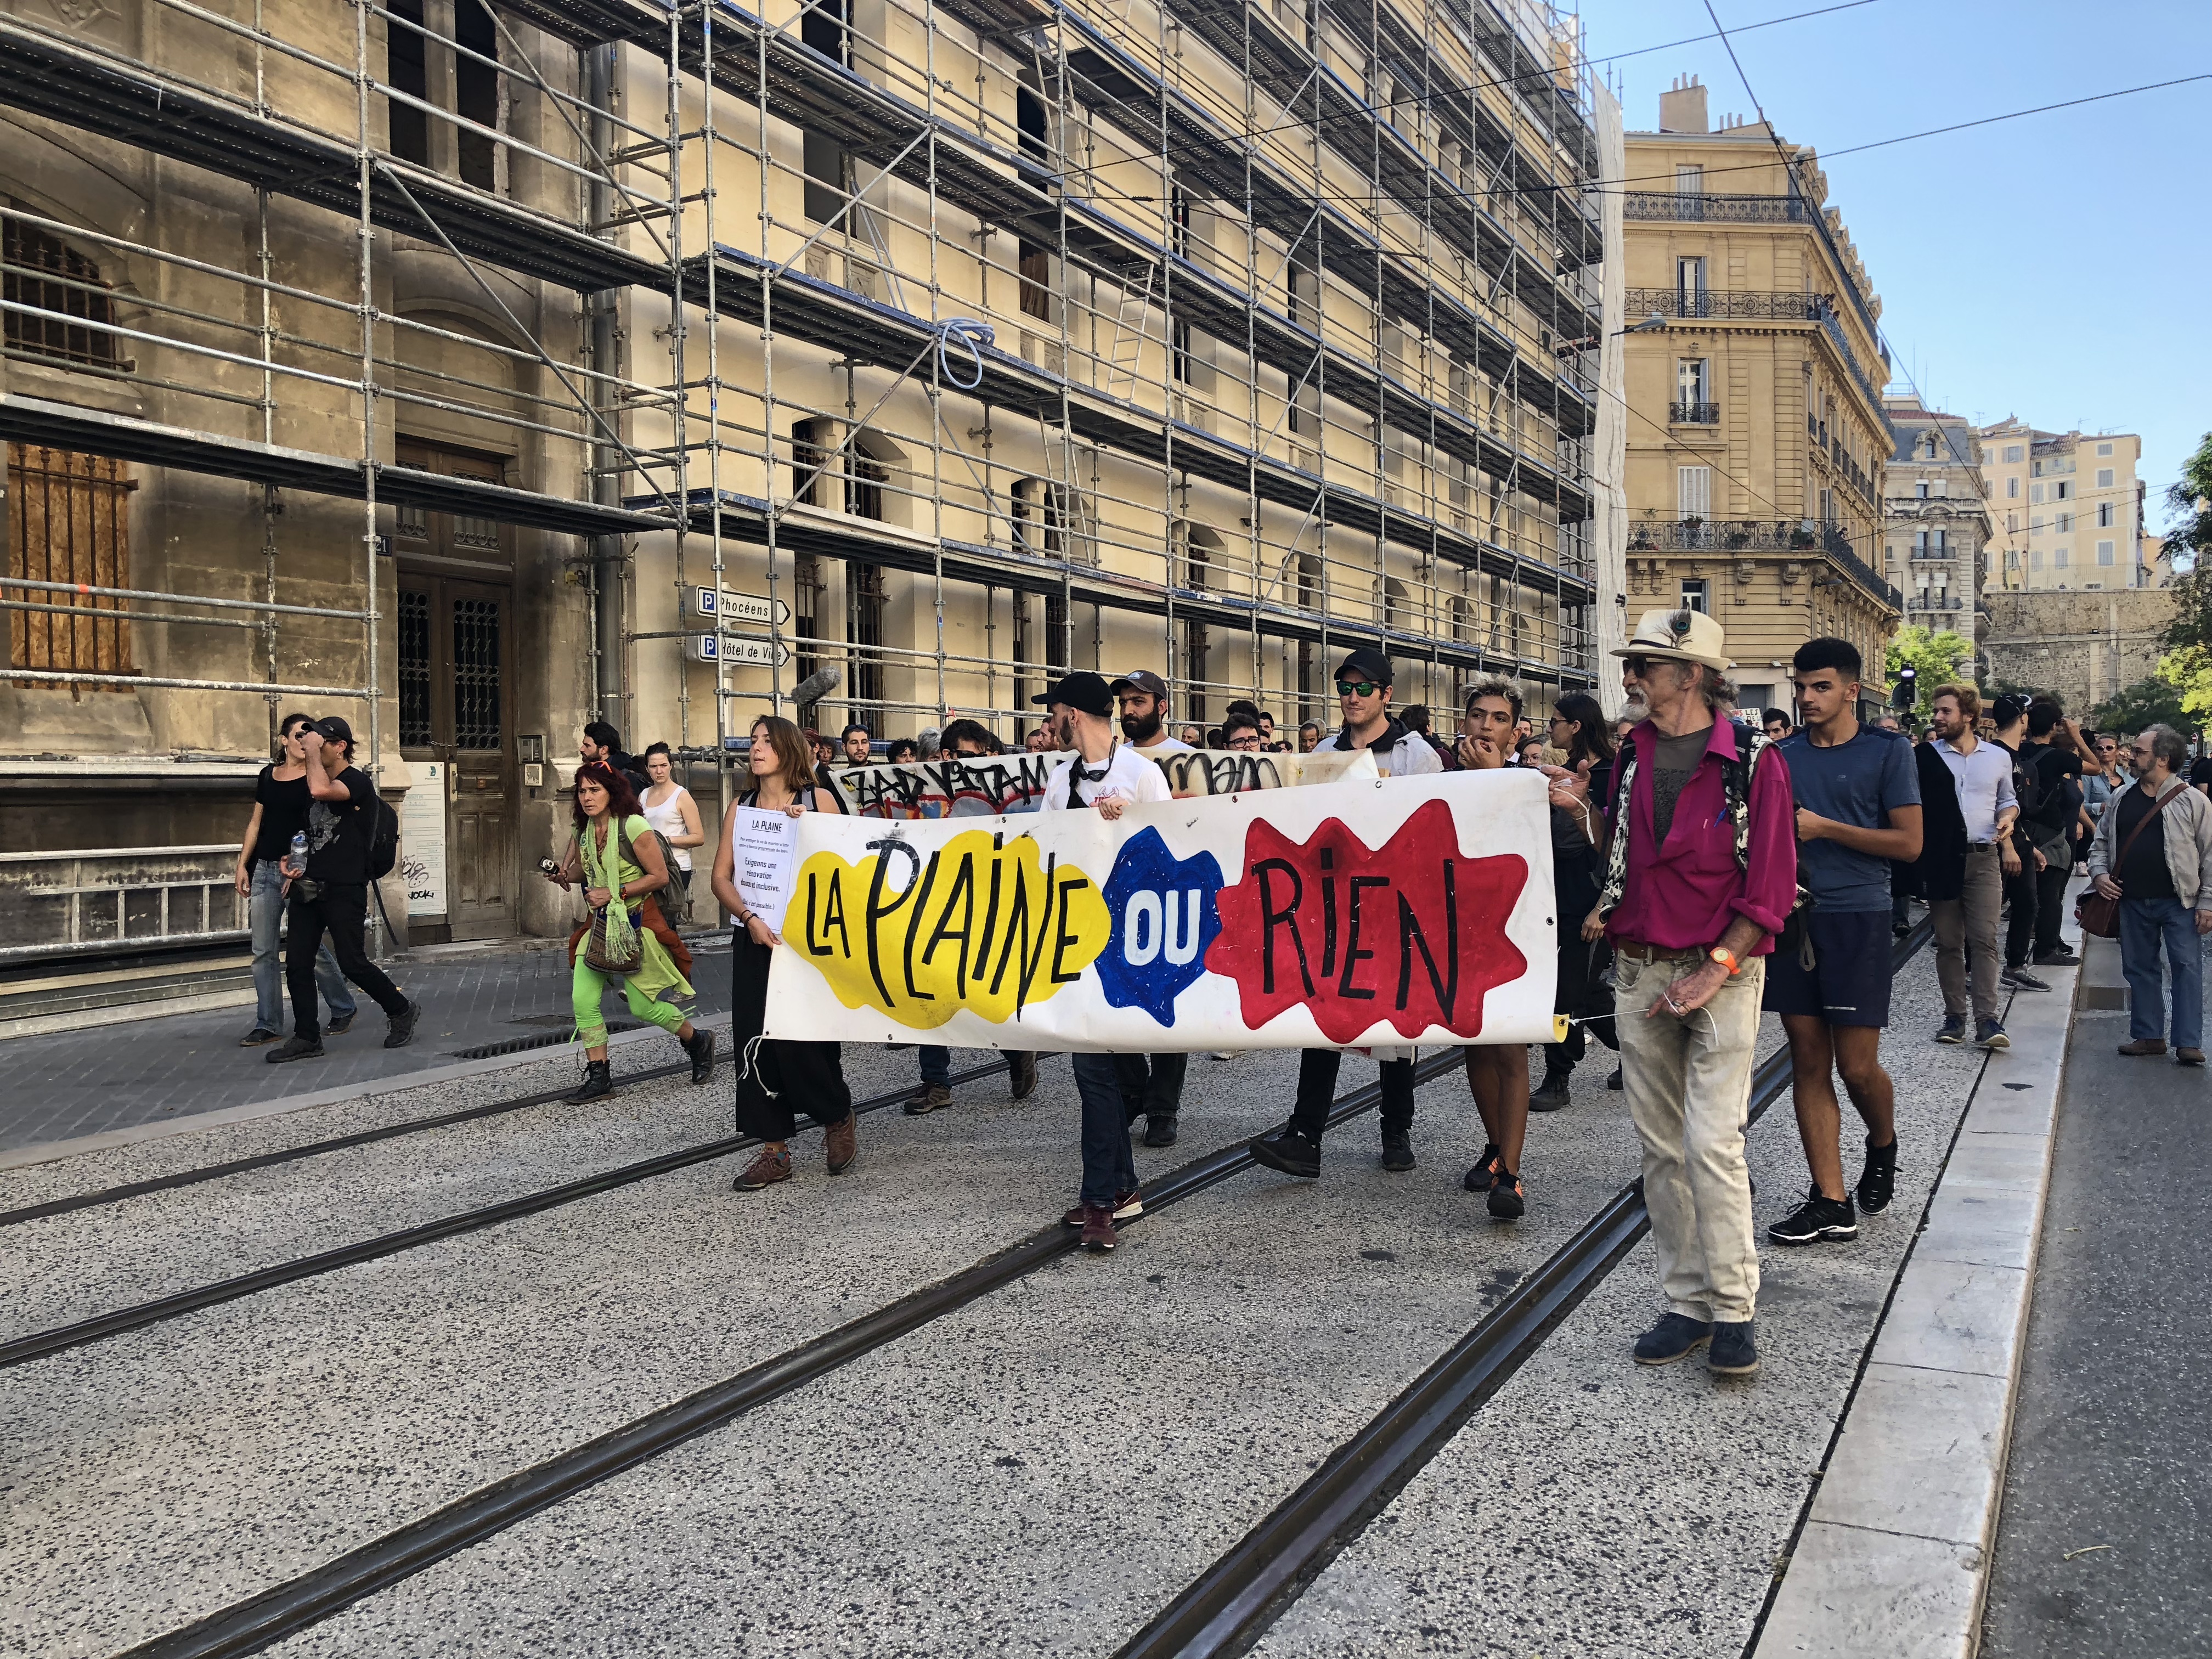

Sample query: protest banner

[828,745,1375,819]
[762,768,1558,1053]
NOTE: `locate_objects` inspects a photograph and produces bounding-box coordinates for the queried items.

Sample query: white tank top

[641,786,693,869]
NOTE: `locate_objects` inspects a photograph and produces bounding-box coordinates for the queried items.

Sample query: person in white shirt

[1034,672,1172,1254]
[639,743,707,896]
[1250,647,1442,1183]
[1109,670,1195,1147]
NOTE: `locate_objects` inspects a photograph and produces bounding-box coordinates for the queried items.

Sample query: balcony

[1908,596,1963,613]
[1669,399,1720,425]
[1626,518,1903,612]
[1623,192,1810,224]
[1628,287,1823,323]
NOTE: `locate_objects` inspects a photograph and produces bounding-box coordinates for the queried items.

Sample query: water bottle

[287,831,308,877]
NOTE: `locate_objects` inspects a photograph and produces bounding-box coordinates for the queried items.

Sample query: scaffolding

[0,0,1606,845]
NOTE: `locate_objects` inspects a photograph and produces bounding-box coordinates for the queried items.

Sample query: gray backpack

[618,816,692,927]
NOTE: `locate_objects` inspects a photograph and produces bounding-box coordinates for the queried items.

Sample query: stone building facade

[1980,589,2175,715]
[1978,419,2153,593]
[1881,394,1989,647]
[1619,76,1900,718]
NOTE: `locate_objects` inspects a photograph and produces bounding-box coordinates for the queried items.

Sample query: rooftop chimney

[1659,74,1708,135]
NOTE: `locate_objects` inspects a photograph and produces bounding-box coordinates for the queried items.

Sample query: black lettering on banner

[1253,857,1313,997]
[1339,876,1388,1000]
[808,868,851,957]
[902,850,942,1002]
[973,858,1005,988]
[1050,872,1091,984]
[1319,844,1338,977]
[920,851,977,997]
[862,836,922,1006]
[1395,861,1458,1016]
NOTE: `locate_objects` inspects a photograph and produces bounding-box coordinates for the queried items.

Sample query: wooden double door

[397,573,513,940]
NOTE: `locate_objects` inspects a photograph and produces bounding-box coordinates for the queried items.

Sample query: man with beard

[1108,670,1194,1146]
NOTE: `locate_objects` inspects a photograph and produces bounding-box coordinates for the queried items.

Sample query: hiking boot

[266,1034,325,1064]
[1605,1065,1624,1091]
[382,998,421,1049]
[1079,1204,1118,1252]
[238,1027,283,1048]
[2001,964,2051,993]
[2117,1037,2167,1057]
[1462,1141,1502,1193]
[1856,1137,1898,1215]
[1063,1189,1143,1228]
[566,1060,615,1102]
[733,1146,792,1190]
[824,1113,859,1175]
[1977,1018,2010,1051]
[904,1083,954,1115]
[1380,1130,1414,1172]
[1633,1312,1711,1365]
[1008,1051,1039,1102]
[2179,1047,2207,1066]
[1768,1189,1858,1245]
[326,1013,356,1036]
[1487,1165,1525,1220]
[1142,1114,1180,1149]
[685,1027,716,1085]
[1250,1125,1321,1180]
[1708,1321,1760,1376]
[1934,1014,1968,1045]
[1528,1061,1573,1113]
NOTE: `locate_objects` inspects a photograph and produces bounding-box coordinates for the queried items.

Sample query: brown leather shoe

[2179,1047,2206,1066]
[732,1146,792,1190]
[2117,1038,2168,1057]
[824,1112,859,1175]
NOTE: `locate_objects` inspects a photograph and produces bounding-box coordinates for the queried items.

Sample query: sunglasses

[1335,680,1381,698]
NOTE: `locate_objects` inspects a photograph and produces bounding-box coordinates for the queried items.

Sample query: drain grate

[450,1021,642,1060]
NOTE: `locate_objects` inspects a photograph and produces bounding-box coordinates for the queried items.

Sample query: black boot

[566,1059,614,1102]
[1528,1059,1573,1113]
[684,1027,716,1085]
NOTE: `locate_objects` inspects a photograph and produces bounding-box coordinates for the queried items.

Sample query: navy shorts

[1761,909,1892,1028]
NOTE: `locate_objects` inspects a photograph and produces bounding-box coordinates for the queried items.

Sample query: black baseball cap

[1031,671,1115,718]
[312,715,356,748]
[1991,693,2030,729]
[1333,647,1393,689]
[1108,669,1169,701]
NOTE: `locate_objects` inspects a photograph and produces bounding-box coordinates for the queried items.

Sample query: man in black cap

[1108,669,1194,1146]
[1032,672,1172,1253]
[1248,647,1444,1180]
[267,715,420,1062]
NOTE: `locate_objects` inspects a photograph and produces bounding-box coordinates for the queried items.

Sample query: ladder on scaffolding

[1102,266,1155,401]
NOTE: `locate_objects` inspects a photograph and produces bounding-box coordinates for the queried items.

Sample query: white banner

[828,745,1376,819]
[763,769,1558,1052]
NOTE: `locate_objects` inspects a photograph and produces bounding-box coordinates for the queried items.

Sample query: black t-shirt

[2113,784,2177,901]
[302,768,379,885]
[2190,755,2212,792]
[2025,745,2081,842]
[251,766,315,866]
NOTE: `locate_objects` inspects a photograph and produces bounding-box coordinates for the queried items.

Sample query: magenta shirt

[1604,719,1798,955]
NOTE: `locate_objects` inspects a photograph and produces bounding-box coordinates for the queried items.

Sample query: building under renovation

[0,0,1615,962]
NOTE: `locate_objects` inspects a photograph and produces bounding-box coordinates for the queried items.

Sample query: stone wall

[1980,589,2175,712]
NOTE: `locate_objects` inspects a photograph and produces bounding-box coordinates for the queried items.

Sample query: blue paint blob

[1097,827,1223,1025]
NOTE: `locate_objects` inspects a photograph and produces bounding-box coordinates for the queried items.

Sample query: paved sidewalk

[1,939,736,1154]
[1981,940,2211,1658]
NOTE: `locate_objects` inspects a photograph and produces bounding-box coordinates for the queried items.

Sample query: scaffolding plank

[0,396,675,537]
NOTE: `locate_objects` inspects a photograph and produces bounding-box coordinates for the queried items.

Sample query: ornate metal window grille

[452,596,501,748]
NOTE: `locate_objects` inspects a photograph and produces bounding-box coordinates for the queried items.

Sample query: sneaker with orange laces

[1487,1163,1525,1220]
[732,1146,792,1190]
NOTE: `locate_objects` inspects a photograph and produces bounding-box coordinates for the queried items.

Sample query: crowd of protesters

[231,611,2211,1385]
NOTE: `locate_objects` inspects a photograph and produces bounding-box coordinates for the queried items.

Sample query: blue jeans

[250,859,353,1032]
[918,1044,951,1087]
[1070,1051,1139,1206]
[2118,895,2204,1050]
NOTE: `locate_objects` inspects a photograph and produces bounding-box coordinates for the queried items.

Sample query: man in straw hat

[1587,609,1798,1378]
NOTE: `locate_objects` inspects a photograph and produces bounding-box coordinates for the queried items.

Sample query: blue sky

[1570,0,2210,531]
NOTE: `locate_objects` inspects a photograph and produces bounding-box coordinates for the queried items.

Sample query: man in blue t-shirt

[1763,639,1924,1248]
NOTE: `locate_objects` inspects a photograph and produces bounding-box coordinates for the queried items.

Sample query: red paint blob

[1206,799,1527,1042]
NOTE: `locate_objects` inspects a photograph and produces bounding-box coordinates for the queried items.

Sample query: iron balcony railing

[0,843,248,963]
[1624,518,1903,612]
[1669,399,1720,425]
[1622,191,1810,224]
[1909,596,1963,612]
[1628,287,1824,323]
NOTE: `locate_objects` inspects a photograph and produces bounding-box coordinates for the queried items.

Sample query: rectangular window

[1932,529,1947,554]
[2030,515,2043,535]
[847,560,884,718]
[386,0,430,166]
[3,218,121,370]
[2097,540,2115,566]
[1675,165,1704,195]
[1676,465,1711,520]
[1914,530,1928,556]
[803,131,847,225]
[2054,547,2069,568]
[453,0,499,191]
[1675,258,1707,316]
[2029,482,2044,504]
[2096,467,2114,489]
[2005,444,2024,463]
[1679,578,1709,613]
[2006,477,2019,498]
[1932,477,1947,497]
[6,443,133,680]
[2056,512,2072,533]
[2096,442,2114,456]
[1916,479,1929,498]
[2055,480,2070,500]
[2030,549,2042,570]
[1017,240,1051,320]
[1673,358,1712,421]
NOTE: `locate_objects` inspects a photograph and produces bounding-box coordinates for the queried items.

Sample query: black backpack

[367,794,400,881]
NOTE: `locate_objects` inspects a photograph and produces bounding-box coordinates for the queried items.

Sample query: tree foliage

[1883,626,1976,715]
[2158,431,2212,653]
[2092,670,2196,737]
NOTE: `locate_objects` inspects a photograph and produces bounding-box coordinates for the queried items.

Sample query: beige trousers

[1930,844,2004,1023]
[1615,946,1764,1324]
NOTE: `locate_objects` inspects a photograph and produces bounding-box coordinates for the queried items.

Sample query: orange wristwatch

[1708,946,1740,976]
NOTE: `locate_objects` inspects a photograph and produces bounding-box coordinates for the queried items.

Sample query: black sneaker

[1462,1141,1502,1192]
[2001,964,2051,993]
[326,1013,356,1036]
[382,999,421,1049]
[1380,1130,1414,1172]
[2031,946,2078,967]
[1857,1137,1897,1214]
[1606,1065,1624,1091]
[1767,1188,1859,1245]
[685,1026,716,1085]
[1528,1063,1572,1112]
[1007,1051,1039,1102]
[238,1027,283,1048]
[1935,1014,1967,1045]
[1708,1321,1760,1376]
[266,1035,325,1064]
[1633,1312,1712,1365]
[904,1083,953,1115]
[1250,1126,1321,1180]
[1142,1114,1180,1149]
[1487,1165,1525,1220]
[1977,1018,2011,1051]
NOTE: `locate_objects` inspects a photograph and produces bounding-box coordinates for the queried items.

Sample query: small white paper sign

[732,806,798,935]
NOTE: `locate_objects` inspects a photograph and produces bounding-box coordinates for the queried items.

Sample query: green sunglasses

[1334,680,1381,698]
